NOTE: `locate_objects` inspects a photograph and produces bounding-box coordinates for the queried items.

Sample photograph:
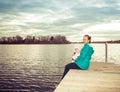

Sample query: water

[91,43,120,64]
[0,44,73,92]
[0,44,120,92]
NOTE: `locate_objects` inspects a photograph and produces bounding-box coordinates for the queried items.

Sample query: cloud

[19,12,73,24]
[81,21,120,41]
[21,29,44,35]
[0,0,120,41]
[83,22,120,32]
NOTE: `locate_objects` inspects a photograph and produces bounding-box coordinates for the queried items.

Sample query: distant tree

[0,35,71,44]
[50,36,54,41]
[0,37,7,44]
[15,35,23,44]
[24,36,34,44]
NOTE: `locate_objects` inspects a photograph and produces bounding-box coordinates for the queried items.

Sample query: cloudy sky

[0,0,120,41]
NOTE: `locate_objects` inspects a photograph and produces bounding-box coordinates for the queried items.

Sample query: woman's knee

[65,64,69,69]
[65,63,72,69]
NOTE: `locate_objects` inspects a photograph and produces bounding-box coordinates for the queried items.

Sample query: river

[0,44,119,92]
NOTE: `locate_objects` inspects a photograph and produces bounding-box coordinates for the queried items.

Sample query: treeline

[0,35,70,44]
[106,40,120,43]
[92,40,120,43]
[71,40,120,44]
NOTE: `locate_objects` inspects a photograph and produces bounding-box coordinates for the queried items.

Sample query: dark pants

[61,63,81,79]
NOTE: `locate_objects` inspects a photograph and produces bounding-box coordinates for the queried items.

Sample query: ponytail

[84,35,91,43]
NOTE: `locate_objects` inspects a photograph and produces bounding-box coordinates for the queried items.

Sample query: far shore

[0,41,120,45]
[71,41,120,44]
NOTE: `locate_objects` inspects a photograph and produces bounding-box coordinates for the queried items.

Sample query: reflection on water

[0,45,73,92]
[0,44,120,92]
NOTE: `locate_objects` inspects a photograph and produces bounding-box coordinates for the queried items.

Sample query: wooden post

[105,42,108,62]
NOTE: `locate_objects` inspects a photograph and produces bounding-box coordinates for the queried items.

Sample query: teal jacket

[75,43,94,70]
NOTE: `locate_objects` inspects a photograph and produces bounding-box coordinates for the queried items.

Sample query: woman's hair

[84,35,91,43]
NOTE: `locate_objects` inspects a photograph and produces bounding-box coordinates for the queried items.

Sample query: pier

[54,62,120,92]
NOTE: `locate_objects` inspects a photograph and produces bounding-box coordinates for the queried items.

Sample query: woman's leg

[61,63,80,79]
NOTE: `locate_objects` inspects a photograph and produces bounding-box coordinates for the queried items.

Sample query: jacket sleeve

[75,44,90,61]
[80,45,90,59]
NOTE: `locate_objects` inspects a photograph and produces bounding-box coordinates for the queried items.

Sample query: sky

[0,0,120,42]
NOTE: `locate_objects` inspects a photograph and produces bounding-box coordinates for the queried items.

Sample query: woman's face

[83,36,89,44]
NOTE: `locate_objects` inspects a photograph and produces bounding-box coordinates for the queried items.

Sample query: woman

[62,35,94,79]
